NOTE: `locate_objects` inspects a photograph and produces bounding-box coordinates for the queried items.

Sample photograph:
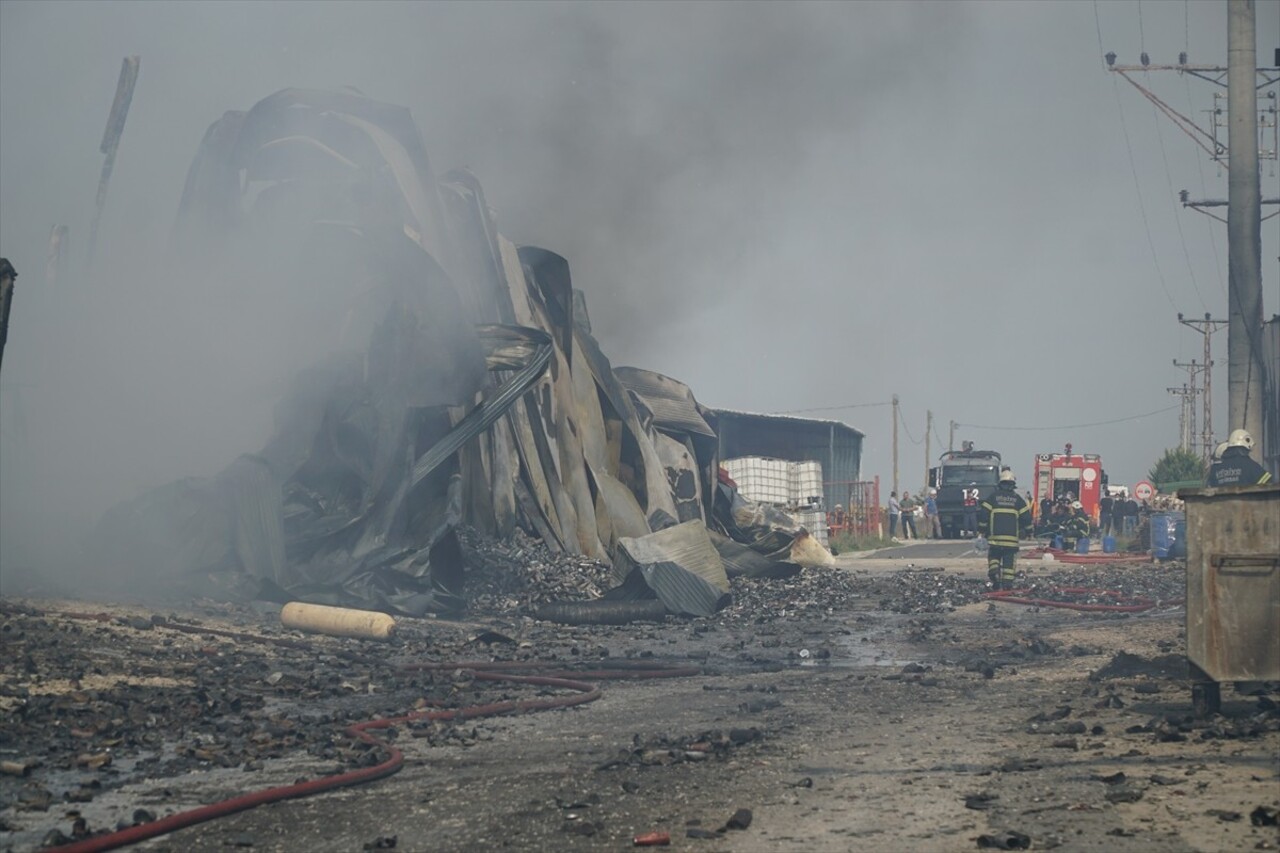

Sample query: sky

[1,0,1278,574]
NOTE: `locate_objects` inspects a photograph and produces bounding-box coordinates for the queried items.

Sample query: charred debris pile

[95,89,833,621]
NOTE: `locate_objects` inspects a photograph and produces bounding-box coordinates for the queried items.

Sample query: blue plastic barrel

[1076,537,1090,554]
[1102,535,1116,553]
[1150,513,1171,559]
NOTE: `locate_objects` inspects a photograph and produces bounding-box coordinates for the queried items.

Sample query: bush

[829,532,896,554]
[1149,447,1204,488]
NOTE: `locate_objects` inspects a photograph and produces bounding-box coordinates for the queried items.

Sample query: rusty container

[1179,484,1280,715]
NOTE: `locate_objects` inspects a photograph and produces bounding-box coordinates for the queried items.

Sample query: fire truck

[929,444,1003,538]
[1032,443,1107,522]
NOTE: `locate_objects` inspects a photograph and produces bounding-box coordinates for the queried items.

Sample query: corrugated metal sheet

[615,520,730,617]
[615,367,716,438]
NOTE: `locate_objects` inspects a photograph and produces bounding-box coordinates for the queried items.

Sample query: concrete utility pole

[1171,358,1209,452]
[891,395,900,496]
[948,420,956,453]
[1167,383,1196,451]
[1226,0,1265,447]
[1107,5,1277,463]
[924,409,933,492]
[1178,312,1227,458]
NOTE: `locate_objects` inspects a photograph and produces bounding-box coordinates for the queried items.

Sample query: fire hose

[984,586,1184,613]
[1021,547,1153,565]
[30,610,698,853]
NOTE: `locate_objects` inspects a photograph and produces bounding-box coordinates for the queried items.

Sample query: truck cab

[929,445,1002,539]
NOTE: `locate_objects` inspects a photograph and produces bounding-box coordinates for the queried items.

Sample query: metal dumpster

[1179,484,1280,716]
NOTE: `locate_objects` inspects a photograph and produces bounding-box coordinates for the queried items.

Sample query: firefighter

[1206,429,1272,486]
[978,468,1031,590]
[1063,501,1091,550]
[962,481,979,538]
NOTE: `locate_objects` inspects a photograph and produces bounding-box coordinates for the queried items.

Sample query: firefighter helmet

[998,468,1015,485]
[1071,501,1083,510]
[1227,429,1253,450]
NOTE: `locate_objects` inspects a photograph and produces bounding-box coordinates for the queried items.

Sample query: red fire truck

[1032,443,1107,523]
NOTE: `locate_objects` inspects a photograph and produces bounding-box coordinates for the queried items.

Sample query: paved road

[865,539,981,560]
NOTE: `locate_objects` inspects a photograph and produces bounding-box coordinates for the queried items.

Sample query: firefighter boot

[1000,563,1017,591]
[987,561,1001,589]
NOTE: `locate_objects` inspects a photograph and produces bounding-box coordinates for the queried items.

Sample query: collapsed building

[96,88,849,619]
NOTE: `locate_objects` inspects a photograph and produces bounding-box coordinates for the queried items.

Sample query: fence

[824,477,882,539]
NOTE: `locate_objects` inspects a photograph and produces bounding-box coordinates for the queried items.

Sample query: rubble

[90,87,832,619]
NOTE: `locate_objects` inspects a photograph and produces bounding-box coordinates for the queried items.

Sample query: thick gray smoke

[0,1,1276,590]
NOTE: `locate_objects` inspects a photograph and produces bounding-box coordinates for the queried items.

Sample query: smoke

[1,1,1277,591]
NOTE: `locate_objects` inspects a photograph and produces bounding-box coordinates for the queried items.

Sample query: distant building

[709,409,864,511]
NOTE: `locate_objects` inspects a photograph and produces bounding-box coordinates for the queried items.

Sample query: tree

[1148,447,1204,487]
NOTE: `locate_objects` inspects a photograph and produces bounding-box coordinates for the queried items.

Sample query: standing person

[1121,495,1139,535]
[887,491,901,539]
[899,491,918,540]
[978,469,1031,590]
[1206,430,1272,486]
[962,481,980,539]
[1098,492,1114,537]
[925,488,942,539]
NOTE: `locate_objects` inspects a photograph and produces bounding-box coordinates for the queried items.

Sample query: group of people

[879,431,1270,592]
[1097,492,1141,537]
[1035,497,1092,548]
[886,488,942,540]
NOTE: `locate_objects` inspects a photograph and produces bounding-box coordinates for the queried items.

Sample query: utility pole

[1226,0,1265,447]
[1178,312,1227,458]
[948,420,956,453]
[1106,5,1277,464]
[924,409,932,492]
[1171,358,1208,452]
[1167,383,1196,451]
[891,395,900,496]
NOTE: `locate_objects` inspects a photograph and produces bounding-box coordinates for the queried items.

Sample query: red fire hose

[1020,547,1153,565]
[984,586,1184,613]
[34,611,698,853]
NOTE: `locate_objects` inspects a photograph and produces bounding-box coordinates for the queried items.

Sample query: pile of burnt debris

[91,88,834,624]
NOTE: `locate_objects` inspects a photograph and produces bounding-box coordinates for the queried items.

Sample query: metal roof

[710,408,865,438]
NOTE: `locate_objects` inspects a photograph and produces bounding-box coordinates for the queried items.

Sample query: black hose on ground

[533,598,672,625]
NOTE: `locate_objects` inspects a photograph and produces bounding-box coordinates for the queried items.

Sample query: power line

[1093,0,1178,309]
[1137,0,1146,55]
[1185,73,1228,296]
[898,404,923,445]
[959,404,1179,432]
[773,400,891,415]
[1092,0,1107,68]
[1101,16,1178,311]
[1147,70,1207,311]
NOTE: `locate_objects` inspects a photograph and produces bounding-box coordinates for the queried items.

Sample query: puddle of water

[797,633,914,669]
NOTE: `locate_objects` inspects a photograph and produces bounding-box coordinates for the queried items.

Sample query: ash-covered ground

[2,544,1277,852]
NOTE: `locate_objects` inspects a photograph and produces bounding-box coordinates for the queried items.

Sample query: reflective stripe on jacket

[978,486,1031,548]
